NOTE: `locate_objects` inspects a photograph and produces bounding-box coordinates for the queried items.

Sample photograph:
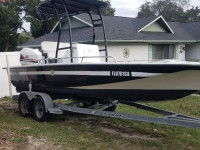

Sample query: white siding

[186,43,200,61]
[142,22,167,32]
[0,52,20,98]
[99,43,149,62]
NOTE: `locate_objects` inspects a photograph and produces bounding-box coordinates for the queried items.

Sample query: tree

[137,0,200,22]
[19,0,56,38]
[0,0,22,52]
[100,0,115,16]
[137,0,187,22]
[17,32,34,46]
[137,2,155,18]
[185,6,200,22]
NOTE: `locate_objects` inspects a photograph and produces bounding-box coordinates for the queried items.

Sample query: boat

[10,0,200,104]
[7,0,200,128]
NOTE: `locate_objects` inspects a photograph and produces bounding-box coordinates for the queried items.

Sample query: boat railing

[21,55,117,65]
[79,56,117,63]
[50,56,117,63]
[22,57,181,65]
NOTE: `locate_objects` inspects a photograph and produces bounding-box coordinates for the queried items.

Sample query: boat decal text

[111,71,130,77]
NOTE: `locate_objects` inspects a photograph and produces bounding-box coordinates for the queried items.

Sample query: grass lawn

[0,96,200,150]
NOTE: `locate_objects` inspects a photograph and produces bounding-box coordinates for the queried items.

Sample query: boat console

[41,42,101,63]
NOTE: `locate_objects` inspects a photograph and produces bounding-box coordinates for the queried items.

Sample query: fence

[0,52,20,98]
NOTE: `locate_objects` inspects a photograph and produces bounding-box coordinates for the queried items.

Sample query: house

[18,14,200,62]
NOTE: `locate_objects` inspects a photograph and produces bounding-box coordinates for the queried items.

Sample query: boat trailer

[14,91,200,129]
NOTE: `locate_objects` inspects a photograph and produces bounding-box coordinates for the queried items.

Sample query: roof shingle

[20,14,200,47]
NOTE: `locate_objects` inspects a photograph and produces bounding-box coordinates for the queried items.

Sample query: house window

[152,45,175,60]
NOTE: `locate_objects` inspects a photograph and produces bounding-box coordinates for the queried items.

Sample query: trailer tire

[18,94,31,117]
[33,96,48,122]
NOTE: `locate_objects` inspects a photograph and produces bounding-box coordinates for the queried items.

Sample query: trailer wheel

[18,94,31,117]
[33,96,48,122]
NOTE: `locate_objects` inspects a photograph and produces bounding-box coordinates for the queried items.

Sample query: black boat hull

[10,63,200,102]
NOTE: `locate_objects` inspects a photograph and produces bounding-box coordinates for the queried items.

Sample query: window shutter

[148,45,153,62]
[175,44,179,59]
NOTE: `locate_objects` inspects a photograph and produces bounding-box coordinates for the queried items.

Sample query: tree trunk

[5,39,9,52]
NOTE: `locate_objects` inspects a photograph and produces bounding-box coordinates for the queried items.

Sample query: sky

[22,0,200,32]
[110,0,200,18]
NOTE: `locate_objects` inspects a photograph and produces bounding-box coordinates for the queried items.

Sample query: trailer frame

[15,91,200,129]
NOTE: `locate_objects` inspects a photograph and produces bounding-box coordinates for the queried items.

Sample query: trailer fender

[19,91,54,112]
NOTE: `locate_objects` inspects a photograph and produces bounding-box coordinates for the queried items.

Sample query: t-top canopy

[36,0,108,17]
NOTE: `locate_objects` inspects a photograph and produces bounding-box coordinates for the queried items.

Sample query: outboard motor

[20,48,42,65]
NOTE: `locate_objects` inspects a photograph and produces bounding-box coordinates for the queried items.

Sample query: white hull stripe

[131,72,163,77]
[12,71,163,77]
[18,71,110,76]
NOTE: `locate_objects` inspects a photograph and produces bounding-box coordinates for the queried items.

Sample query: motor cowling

[20,48,42,65]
